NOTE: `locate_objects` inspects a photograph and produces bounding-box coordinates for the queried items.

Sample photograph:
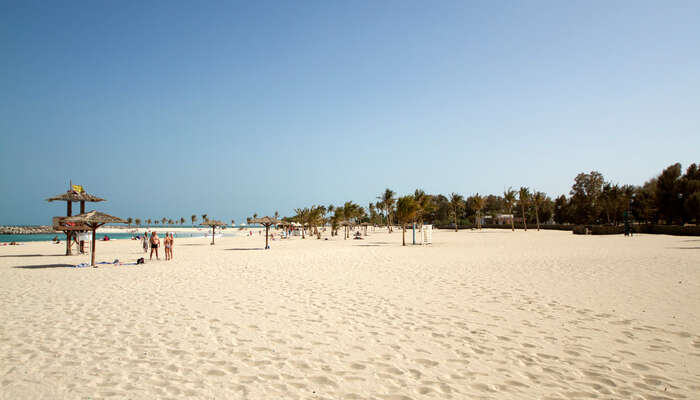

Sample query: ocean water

[0,228,249,243]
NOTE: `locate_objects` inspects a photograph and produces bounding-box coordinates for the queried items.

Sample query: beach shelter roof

[63,210,125,225]
[276,220,292,226]
[200,220,226,227]
[250,217,280,250]
[47,191,105,203]
[63,211,125,267]
[250,216,280,226]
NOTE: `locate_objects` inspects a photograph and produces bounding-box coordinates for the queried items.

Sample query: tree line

[283,162,699,242]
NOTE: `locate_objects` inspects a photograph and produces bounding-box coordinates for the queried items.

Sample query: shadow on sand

[0,254,59,258]
[672,247,700,250]
[13,264,74,269]
[224,248,265,251]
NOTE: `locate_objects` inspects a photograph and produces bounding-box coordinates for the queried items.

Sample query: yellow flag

[72,184,83,193]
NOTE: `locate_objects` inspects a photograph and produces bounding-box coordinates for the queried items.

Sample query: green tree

[126,217,133,227]
[378,188,396,232]
[532,191,545,230]
[201,214,208,223]
[134,218,141,227]
[293,208,309,238]
[553,195,569,224]
[396,195,418,246]
[503,188,517,231]
[570,171,604,224]
[191,215,197,226]
[449,193,464,232]
[472,194,485,230]
[518,187,530,231]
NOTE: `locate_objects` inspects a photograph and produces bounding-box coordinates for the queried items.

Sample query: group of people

[141,231,175,261]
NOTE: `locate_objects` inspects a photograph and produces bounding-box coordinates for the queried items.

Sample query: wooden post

[211,226,215,245]
[265,225,269,249]
[79,201,85,253]
[91,227,96,267]
[66,201,73,256]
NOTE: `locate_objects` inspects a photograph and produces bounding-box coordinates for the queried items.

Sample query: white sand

[1,229,699,399]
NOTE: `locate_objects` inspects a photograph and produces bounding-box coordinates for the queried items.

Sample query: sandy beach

[1,229,699,399]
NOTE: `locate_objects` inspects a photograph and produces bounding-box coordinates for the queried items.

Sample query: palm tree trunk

[454,213,458,232]
[510,208,515,231]
[402,224,406,246]
[521,205,527,231]
[535,208,540,231]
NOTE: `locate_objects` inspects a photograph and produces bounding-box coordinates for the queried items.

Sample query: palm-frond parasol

[63,211,126,266]
[200,220,226,245]
[47,189,106,255]
[250,217,280,249]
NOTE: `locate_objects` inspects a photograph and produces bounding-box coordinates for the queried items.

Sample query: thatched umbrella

[361,222,370,236]
[47,188,105,256]
[63,211,125,267]
[250,216,280,249]
[200,220,226,245]
[340,221,353,240]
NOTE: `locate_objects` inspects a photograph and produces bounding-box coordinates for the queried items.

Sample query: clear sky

[1,1,698,225]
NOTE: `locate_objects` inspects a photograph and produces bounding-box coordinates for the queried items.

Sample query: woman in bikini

[168,233,174,260]
[150,232,160,260]
[164,233,172,260]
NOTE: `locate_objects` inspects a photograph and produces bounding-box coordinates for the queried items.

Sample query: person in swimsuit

[168,233,174,260]
[142,232,149,253]
[150,232,160,260]
[164,232,172,260]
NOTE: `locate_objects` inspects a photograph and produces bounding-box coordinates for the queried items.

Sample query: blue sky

[1,1,698,225]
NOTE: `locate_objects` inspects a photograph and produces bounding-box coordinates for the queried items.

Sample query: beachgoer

[164,232,172,260]
[150,232,160,260]
[168,233,174,260]
[142,232,148,253]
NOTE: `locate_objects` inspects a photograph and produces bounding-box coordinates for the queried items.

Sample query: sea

[0,225,255,243]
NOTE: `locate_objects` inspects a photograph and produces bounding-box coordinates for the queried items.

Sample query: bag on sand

[136,258,145,265]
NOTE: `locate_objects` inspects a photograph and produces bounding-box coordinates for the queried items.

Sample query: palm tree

[473,193,486,230]
[146,218,152,226]
[201,214,208,223]
[126,217,133,228]
[135,218,141,227]
[378,188,396,233]
[294,208,309,238]
[503,188,516,231]
[161,217,167,225]
[231,219,235,227]
[532,191,545,231]
[309,205,324,238]
[331,206,343,236]
[414,189,435,228]
[191,215,197,227]
[449,193,464,232]
[167,219,174,225]
[518,187,530,231]
[180,217,185,225]
[396,195,418,246]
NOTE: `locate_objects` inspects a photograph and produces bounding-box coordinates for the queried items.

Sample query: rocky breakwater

[0,226,55,235]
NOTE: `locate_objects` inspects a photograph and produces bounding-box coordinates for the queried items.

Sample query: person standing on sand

[142,232,149,253]
[168,233,174,260]
[150,232,160,260]
[164,232,172,260]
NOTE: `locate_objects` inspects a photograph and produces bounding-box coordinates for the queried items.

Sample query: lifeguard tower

[47,184,105,255]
